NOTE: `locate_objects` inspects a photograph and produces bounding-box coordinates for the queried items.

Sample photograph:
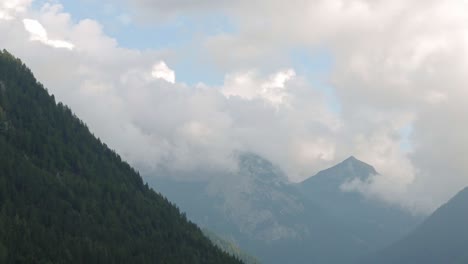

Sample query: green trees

[0,50,242,264]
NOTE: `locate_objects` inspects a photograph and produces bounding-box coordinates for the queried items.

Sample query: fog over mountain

[2,0,468,214]
[149,154,422,263]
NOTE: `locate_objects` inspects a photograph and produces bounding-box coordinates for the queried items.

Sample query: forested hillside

[0,50,242,264]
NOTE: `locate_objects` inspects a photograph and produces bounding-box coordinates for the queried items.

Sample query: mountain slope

[298,157,421,253]
[149,154,392,264]
[202,228,261,264]
[0,50,242,264]
[150,155,424,264]
[363,187,468,264]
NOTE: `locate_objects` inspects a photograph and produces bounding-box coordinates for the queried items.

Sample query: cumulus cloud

[327,0,468,212]
[221,69,295,106]
[3,0,468,213]
[23,19,74,50]
[125,0,468,213]
[151,61,176,83]
[0,0,30,20]
[0,1,339,182]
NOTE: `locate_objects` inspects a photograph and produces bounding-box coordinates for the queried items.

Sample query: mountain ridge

[298,156,421,257]
[361,186,468,264]
[149,153,421,264]
[300,156,378,187]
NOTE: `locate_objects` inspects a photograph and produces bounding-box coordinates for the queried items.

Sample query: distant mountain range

[362,186,468,264]
[148,153,422,263]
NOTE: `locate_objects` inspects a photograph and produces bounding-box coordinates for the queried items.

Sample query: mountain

[202,228,261,264]
[362,187,468,264]
[298,156,421,253]
[0,50,242,263]
[300,156,377,199]
[151,153,311,243]
[148,154,420,263]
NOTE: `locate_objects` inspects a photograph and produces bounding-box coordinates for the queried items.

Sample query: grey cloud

[125,0,468,212]
[4,0,468,213]
[1,2,341,182]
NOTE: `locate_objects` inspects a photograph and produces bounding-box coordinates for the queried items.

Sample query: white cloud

[424,91,447,104]
[124,0,468,212]
[4,0,468,213]
[23,18,74,50]
[151,61,176,84]
[221,69,295,106]
[23,18,47,39]
[0,0,30,20]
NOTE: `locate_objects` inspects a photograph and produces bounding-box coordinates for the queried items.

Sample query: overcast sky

[1,0,468,213]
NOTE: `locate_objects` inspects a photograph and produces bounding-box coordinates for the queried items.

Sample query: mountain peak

[341,155,369,166]
[344,155,358,162]
[300,156,377,186]
[337,156,378,176]
[237,152,287,184]
[340,156,362,167]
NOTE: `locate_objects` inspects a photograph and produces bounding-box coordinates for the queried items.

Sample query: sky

[1,0,468,213]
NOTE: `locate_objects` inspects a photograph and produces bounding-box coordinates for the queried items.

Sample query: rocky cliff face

[212,153,309,241]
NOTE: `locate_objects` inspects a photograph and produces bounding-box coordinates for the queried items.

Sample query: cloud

[1,1,339,182]
[23,19,74,50]
[124,0,468,212]
[221,69,295,106]
[3,0,468,213]
[0,0,30,20]
[151,61,176,84]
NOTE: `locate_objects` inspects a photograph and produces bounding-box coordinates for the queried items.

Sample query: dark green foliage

[0,50,242,264]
